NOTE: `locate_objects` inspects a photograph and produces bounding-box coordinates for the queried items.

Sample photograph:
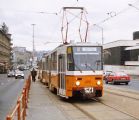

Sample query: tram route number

[84,87,94,93]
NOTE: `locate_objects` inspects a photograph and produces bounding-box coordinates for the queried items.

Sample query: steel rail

[104,87,139,101]
[92,98,139,120]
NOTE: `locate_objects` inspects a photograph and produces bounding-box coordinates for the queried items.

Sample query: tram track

[104,85,139,100]
[93,98,139,120]
[42,82,139,120]
[69,85,139,120]
[71,101,98,120]
[71,97,139,120]
[70,87,139,120]
[45,86,139,120]
[105,90,139,101]
[101,89,139,119]
[45,89,93,120]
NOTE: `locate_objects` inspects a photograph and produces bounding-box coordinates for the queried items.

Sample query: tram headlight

[76,81,80,86]
[97,80,101,85]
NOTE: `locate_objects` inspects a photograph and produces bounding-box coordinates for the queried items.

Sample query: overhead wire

[0,7,63,47]
[62,12,81,29]
[0,8,61,16]
[3,0,139,46]
[1,0,139,25]
[89,0,139,29]
[66,10,87,23]
[128,3,139,11]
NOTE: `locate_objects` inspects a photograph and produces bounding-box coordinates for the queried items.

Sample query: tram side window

[51,52,57,70]
[67,54,74,71]
[42,62,44,70]
[46,57,49,70]
[42,58,46,70]
[67,47,74,71]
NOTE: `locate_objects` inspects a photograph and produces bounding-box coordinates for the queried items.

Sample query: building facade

[103,39,139,76]
[12,47,32,69]
[0,23,12,73]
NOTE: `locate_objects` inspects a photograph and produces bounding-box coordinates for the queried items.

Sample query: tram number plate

[84,87,94,93]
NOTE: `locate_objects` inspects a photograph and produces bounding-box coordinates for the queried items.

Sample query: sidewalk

[26,81,68,120]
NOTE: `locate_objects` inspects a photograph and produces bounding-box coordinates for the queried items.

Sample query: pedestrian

[31,68,37,82]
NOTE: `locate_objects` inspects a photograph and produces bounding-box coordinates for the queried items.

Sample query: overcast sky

[0,0,139,51]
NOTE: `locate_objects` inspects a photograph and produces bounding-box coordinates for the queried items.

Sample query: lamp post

[94,24,104,45]
[31,24,35,65]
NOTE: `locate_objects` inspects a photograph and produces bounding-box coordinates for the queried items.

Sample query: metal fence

[6,75,31,120]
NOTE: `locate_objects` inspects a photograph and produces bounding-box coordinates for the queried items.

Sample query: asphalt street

[0,71,30,120]
[104,79,139,91]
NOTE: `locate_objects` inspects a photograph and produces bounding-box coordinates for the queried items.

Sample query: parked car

[15,70,24,79]
[105,72,130,85]
[7,70,15,77]
[103,71,112,80]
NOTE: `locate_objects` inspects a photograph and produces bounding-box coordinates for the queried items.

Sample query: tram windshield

[67,46,103,71]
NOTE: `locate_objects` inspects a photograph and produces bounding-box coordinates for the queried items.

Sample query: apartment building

[0,23,12,73]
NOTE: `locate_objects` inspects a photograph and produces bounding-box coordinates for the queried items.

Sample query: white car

[15,70,24,79]
[7,70,15,77]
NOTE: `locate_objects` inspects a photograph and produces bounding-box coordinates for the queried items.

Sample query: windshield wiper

[74,63,82,73]
[85,63,95,72]
[95,60,102,70]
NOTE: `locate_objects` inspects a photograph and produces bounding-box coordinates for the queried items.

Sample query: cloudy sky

[0,0,139,51]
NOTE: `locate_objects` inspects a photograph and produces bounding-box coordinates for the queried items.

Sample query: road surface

[0,71,29,120]
[104,79,139,91]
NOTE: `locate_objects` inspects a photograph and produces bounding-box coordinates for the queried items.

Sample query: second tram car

[39,42,103,99]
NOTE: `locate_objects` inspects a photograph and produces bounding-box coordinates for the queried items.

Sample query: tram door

[58,54,66,96]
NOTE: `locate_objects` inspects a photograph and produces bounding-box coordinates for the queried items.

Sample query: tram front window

[67,46,103,71]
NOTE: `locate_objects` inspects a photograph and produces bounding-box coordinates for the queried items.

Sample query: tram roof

[58,42,102,47]
[45,42,102,57]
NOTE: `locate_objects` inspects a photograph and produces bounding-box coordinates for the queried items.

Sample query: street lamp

[128,4,139,11]
[31,24,35,64]
[93,24,104,45]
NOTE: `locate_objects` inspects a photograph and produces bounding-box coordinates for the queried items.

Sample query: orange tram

[39,42,103,99]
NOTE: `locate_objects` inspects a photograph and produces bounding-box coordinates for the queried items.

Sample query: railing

[6,75,31,120]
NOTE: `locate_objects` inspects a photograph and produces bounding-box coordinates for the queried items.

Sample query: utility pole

[31,24,35,65]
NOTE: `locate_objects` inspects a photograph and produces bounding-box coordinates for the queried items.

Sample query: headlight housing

[97,80,101,85]
[75,81,80,86]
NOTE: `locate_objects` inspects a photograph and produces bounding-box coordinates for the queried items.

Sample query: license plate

[84,87,94,93]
